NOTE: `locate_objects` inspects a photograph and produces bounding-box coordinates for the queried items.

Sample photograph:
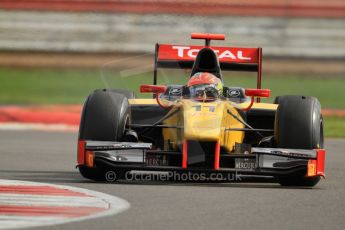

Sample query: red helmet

[188,72,223,99]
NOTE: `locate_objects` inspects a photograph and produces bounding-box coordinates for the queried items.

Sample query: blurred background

[0,0,344,136]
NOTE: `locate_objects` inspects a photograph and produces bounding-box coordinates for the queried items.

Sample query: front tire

[78,89,132,181]
[274,95,324,187]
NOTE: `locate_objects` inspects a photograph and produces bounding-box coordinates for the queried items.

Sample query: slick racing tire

[274,95,324,187]
[78,89,132,181]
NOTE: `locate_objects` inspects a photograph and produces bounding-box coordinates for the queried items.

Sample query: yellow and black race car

[77,33,325,187]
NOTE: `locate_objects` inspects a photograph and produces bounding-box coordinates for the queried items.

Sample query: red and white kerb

[0,179,129,229]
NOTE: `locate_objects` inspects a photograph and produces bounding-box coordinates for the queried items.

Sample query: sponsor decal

[169,87,182,96]
[229,89,241,97]
[235,158,256,169]
[172,46,251,60]
[145,155,168,166]
[158,44,259,63]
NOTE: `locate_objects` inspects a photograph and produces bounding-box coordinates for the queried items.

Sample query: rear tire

[274,95,324,187]
[78,89,132,181]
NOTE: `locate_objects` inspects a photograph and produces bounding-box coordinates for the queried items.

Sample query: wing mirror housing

[140,84,167,94]
[239,88,271,111]
[140,84,171,109]
[245,89,270,98]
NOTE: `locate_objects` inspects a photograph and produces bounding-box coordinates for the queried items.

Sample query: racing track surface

[0,130,344,230]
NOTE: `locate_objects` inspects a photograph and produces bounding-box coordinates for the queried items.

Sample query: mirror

[245,88,270,98]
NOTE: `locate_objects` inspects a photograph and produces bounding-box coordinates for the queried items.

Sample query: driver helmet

[187,72,223,99]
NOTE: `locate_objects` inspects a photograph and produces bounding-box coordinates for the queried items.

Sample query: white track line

[0,122,78,132]
[0,179,130,229]
[0,194,108,207]
[0,216,66,229]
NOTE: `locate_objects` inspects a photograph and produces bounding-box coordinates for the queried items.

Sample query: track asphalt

[0,130,344,230]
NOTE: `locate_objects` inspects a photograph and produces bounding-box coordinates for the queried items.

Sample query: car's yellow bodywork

[128,99,278,153]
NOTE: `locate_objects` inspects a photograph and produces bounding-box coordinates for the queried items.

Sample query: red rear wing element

[158,45,259,64]
[191,33,225,46]
[153,33,263,101]
[191,33,225,40]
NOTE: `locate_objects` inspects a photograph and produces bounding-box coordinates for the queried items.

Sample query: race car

[77,33,325,187]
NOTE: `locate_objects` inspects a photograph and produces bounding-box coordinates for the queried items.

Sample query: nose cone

[183,100,224,141]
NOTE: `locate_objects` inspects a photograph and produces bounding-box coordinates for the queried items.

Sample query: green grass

[1,67,344,108]
[222,73,345,108]
[0,68,151,104]
[324,116,345,138]
[0,67,344,137]
[0,68,97,104]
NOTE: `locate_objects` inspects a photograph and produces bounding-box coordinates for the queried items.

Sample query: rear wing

[153,34,263,97]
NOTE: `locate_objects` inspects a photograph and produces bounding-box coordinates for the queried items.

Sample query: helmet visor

[189,84,219,99]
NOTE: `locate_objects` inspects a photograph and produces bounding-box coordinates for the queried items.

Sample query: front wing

[77,140,325,178]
